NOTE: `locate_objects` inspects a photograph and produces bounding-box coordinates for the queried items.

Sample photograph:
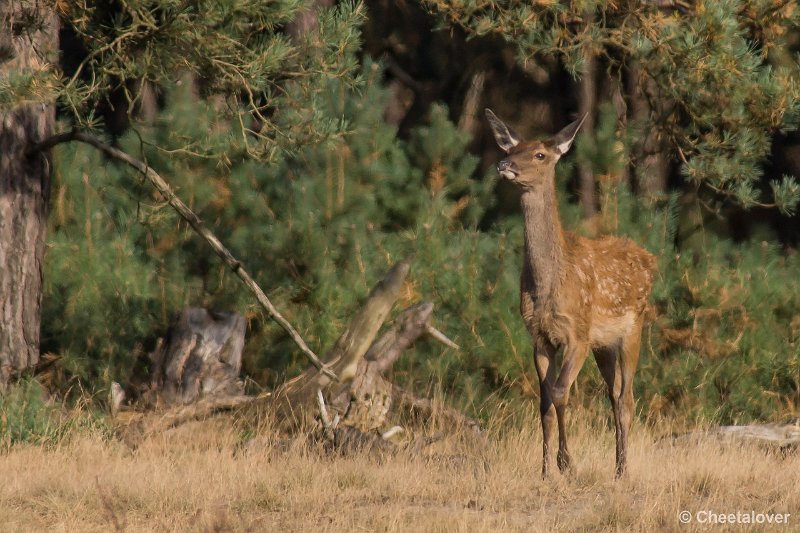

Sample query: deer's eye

[534,152,545,160]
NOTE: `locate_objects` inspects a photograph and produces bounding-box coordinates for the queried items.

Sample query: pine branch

[31,130,338,382]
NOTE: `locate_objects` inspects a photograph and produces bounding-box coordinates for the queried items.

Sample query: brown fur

[486,109,656,477]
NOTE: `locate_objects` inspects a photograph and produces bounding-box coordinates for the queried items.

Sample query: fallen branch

[32,130,336,381]
[670,422,800,449]
[425,324,460,351]
[114,393,267,444]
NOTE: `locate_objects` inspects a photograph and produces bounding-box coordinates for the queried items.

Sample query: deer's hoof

[557,450,572,472]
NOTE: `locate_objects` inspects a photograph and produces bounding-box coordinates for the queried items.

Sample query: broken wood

[143,308,246,407]
[670,422,800,450]
[261,274,471,454]
[315,300,474,455]
[327,303,434,433]
[116,260,475,455]
[114,393,267,446]
[273,260,411,426]
[392,385,482,435]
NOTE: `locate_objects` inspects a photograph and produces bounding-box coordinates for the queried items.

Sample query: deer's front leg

[551,341,591,408]
[551,341,590,472]
[533,335,557,477]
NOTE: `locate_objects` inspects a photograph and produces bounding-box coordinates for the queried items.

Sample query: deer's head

[485,109,586,190]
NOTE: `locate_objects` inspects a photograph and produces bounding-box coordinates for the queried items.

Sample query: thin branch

[31,130,337,381]
[425,324,460,350]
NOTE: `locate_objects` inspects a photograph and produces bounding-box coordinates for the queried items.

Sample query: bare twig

[381,425,404,441]
[109,382,125,418]
[425,324,460,350]
[316,388,340,442]
[30,131,337,381]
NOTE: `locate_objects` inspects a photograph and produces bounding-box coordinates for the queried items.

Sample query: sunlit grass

[0,406,796,532]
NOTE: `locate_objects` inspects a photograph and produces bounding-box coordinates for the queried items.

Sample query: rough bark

[142,308,246,407]
[0,2,57,385]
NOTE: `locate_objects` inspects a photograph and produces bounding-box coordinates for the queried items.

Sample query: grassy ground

[0,407,796,533]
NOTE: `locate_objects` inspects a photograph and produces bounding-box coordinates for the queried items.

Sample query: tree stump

[144,308,246,407]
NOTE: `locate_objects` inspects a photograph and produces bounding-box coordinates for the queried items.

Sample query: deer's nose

[497,159,512,172]
[497,159,518,177]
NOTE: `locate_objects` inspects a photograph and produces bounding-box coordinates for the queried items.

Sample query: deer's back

[565,233,656,346]
[568,233,656,313]
[522,232,656,348]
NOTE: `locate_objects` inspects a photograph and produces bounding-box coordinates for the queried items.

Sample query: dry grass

[0,407,797,533]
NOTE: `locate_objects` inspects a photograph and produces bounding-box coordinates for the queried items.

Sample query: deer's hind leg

[593,344,625,477]
[615,323,642,477]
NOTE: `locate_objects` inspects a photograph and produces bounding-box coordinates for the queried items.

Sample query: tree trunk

[629,62,669,195]
[577,15,597,220]
[0,2,57,385]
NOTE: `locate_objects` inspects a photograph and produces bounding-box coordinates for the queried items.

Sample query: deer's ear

[552,113,587,156]
[485,108,521,153]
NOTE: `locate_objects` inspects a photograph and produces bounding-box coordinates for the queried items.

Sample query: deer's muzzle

[497,159,519,180]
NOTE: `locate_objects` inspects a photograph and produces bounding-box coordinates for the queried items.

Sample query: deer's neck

[520,186,566,301]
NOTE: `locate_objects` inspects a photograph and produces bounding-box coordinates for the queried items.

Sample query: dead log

[669,421,800,451]
[141,308,246,407]
[391,386,482,435]
[313,300,479,455]
[272,260,411,427]
[117,260,476,453]
[328,302,436,432]
[114,393,267,447]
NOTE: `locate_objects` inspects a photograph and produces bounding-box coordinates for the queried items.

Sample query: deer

[485,109,656,478]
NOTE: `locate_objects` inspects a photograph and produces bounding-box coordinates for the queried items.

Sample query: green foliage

[0,379,110,448]
[45,58,800,423]
[0,379,61,447]
[5,0,797,430]
[424,0,800,213]
[0,67,59,108]
[43,63,498,392]
[2,0,366,160]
